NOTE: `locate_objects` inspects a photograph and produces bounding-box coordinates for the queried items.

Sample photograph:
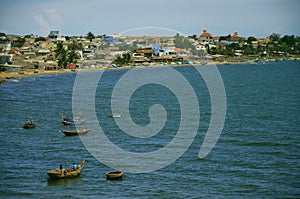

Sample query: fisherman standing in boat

[59,164,63,173]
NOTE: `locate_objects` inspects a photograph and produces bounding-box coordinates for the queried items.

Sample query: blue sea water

[0,61,299,198]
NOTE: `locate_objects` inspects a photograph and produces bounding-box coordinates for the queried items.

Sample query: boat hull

[106,171,123,180]
[60,128,91,136]
[23,124,36,129]
[47,160,86,179]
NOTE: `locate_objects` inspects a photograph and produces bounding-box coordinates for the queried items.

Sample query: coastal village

[0,29,299,81]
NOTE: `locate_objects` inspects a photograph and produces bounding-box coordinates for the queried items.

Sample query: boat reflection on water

[47,176,83,186]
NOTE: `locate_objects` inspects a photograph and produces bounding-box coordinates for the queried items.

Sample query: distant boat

[61,114,86,126]
[60,128,91,136]
[106,170,123,180]
[23,119,36,129]
[107,112,123,118]
[47,160,86,179]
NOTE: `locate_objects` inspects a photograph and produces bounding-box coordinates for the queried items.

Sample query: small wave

[243,141,292,147]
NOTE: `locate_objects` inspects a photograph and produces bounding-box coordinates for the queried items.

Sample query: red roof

[67,63,76,68]
[8,48,20,54]
[136,49,153,54]
[200,29,212,37]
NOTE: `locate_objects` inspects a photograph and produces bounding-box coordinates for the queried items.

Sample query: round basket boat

[106,170,123,180]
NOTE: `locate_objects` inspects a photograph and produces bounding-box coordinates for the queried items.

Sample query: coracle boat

[106,170,123,180]
[23,119,36,129]
[61,114,86,126]
[47,160,86,179]
[60,128,91,136]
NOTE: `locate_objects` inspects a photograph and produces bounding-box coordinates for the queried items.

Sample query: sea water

[0,61,299,198]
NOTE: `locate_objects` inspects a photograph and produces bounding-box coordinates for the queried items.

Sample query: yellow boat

[47,160,86,179]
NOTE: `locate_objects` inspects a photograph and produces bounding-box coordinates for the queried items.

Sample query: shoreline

[0,59,298,84]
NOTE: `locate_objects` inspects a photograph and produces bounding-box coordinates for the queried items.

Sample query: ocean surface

[0,61,299,198]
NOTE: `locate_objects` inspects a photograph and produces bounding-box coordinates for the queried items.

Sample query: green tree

[242,45,256,55]
[12,36,25,48]
[35,36,47,42]
[188,34,198,40]
[68,40,83,51]
[281,35,295,46]
[57,50,67,68]
[174,34,193,49]
[86,31,95,42]
[55,42,67,68]
[247,36,257,44]
[113,53,132,66]
[219,34,231,42]
[269,33,281,42]
[227,43,240,50]
[67,50,79,64]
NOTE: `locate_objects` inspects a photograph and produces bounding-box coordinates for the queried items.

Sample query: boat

[23,119,36,129]
[107,112,123,118]
[47,160,86,179]
[106,170,123,180]
[61,115,86,126]
[60,128,91,136]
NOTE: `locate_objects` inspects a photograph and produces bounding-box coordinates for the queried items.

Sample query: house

[39,40,51,48]
[195,43,207,51]
[38,49,51,55]
[174,48,188,56]
[158,47,177,56]
[104,35,118,43]
[0,64,24,72]
[136,49,154,57]
[66,63,77,69]
[0,55,11,64]
[48,30,59,39]
[8,48,20,55]
[229,32,245,43]
[251,41,258,48]
[57,36,66,42]
[199,29,214,44]
[215,42,227,50]
[213,36,220,43]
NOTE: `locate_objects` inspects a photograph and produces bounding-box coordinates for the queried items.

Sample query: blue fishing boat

[61,114,86,126]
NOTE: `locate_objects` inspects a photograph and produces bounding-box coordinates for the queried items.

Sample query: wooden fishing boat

[47,160,86,179]
[60,128,91,136]
[106,170,123,180]
[23,119,36,129]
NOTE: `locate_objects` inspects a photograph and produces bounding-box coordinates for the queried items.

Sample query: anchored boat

[61,114,86,126]
[106,170,123,180]
[60,128,91,136]
[23,119,36,129]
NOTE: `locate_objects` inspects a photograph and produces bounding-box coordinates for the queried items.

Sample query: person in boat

[25,119,32,125]
[59,164,63,173]
[59,164,67,174]
[72,163,78,171]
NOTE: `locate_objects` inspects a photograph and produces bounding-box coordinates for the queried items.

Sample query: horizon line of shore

[1,58,299,84]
